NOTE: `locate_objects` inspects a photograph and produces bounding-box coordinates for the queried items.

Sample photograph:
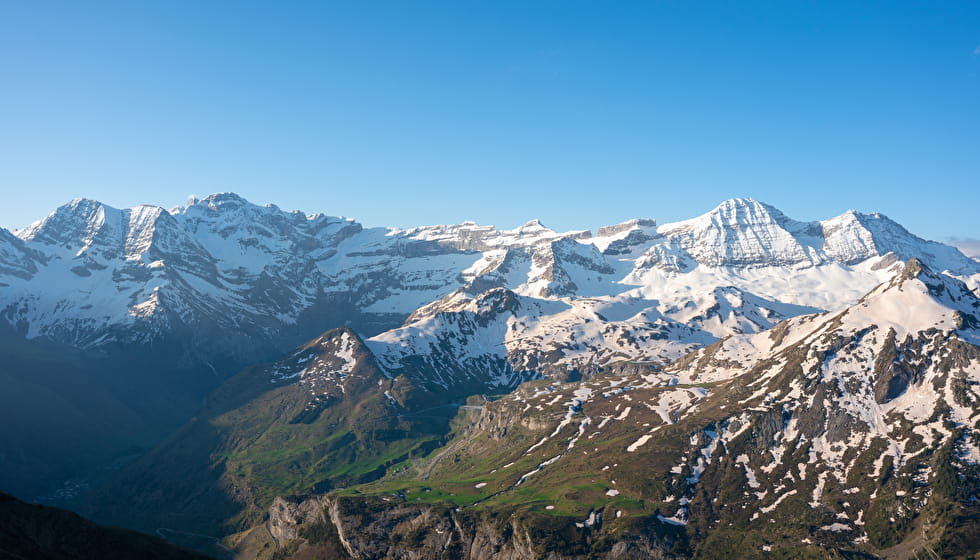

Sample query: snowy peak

[848,258,980,342]
[0,194,372,352]
[367,287,561,393]
[178,192,302,222]
[817,209,877,265]
[519,218,547,231]
[670,256,980,388]
[655,198,813,267]
[18,198,122,255]
[522,237,616,298]
[638,199,979,273]
[186,192,249,212]
[455,236,618,299]
[122,205,170,260]
[269,327,381,395]
[819,209,980,277]
[466,287,523,319]
[661,198,792,232]
[16,198,178,261]
[403,287,527,330]
[857,212,975,273]
[175,193,362,272]
[705,197,785,225]
[508,218,588,241]
[401,287,523,326]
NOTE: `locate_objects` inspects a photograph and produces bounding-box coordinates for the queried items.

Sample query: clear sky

[1,1,978,245]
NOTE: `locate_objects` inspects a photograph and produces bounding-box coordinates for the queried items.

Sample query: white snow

[627,435,653,452]
[736,454,761,489]
[657,514,687,526]
[759,489,797,515]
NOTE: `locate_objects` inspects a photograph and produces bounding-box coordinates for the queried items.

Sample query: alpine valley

[2,194,979,559]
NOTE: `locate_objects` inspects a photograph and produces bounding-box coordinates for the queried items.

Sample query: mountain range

[1,194,978,559]
[4,195,977,361]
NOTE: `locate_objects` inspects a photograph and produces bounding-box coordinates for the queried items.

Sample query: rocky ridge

[250,259,980,559]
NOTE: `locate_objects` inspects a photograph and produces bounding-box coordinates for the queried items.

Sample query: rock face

[265,495,680,560]
[268,496,330,542]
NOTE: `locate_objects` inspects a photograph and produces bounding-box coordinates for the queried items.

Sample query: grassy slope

[89,329,461,536]
[335,367,979,559]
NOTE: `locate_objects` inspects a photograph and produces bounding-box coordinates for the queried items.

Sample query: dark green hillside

[0,491,212,560]
[0,323,224,503]
[89,328,461,535]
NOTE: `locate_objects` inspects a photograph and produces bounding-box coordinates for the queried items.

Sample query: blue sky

[0,1,978,245]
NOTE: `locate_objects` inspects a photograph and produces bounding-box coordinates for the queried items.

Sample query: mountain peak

[660,198,791,235]
[901,256,927,281]
[66,197,106,210]
[823,211,979,273]
[710,197,784,221]
[55,197,113,219]
[171,192,282,219]
[840,255,980,344]
[16,198,122,248]
[196,192,249,211]
[715,196,762,208]
[308,326,363,348]
[653,197,813,267]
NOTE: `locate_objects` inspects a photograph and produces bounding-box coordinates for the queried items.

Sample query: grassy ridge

[89,329,461,535]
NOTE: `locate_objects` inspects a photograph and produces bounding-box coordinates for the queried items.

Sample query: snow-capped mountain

[638,258,980,553]
[220,258,980,559]
[47,193,977,557]
[363,200,977,394]
[2,194,470,362]
[1,194,977,375]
